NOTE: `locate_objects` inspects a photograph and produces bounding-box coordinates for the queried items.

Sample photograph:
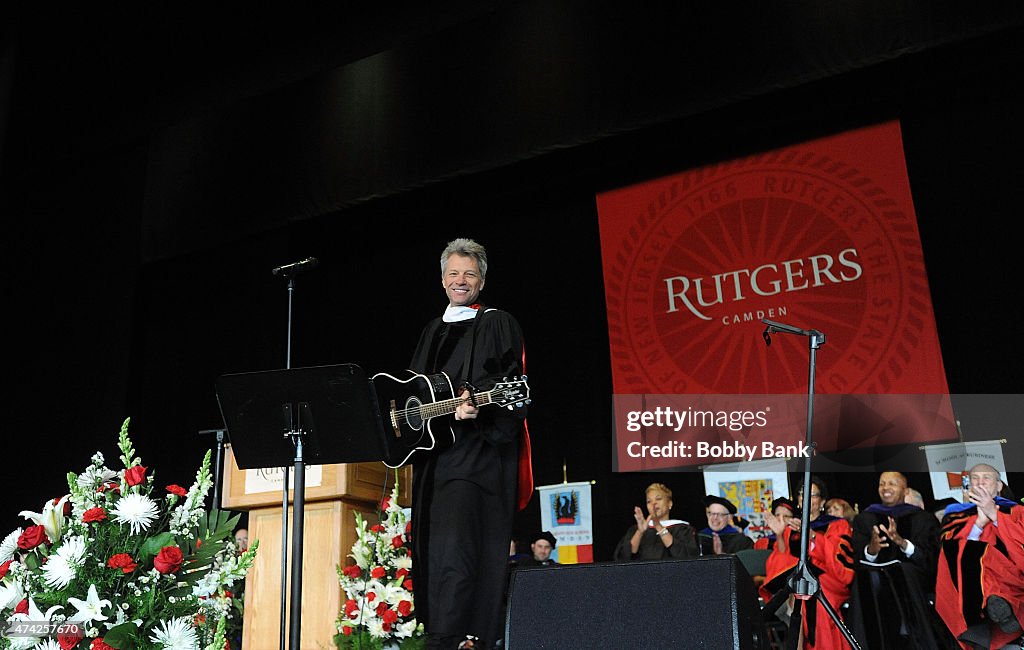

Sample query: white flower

[393,554,412,571]
[42,535,86,588]
[0,577,25,609]
[8,595,64,649]
[77,464,117,490]
[0,528,23,563]
[34,640,62,650]
[20,496,70,545]
[395,620,419,639]
[149,616,200,649]
[67,583,111,624]
[110,493,159,534]
[366,617,387,639]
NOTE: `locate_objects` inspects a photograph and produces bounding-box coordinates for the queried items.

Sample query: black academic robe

[697,525,754,556]
[409,307,526,648]
[515,556,560,568]
[613,522,699,562]
[847,503,959,649]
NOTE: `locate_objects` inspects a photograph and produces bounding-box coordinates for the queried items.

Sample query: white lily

[18,495,69,544]
[66,583,112,624]
[0,576,25,609]
[8,594,64,626]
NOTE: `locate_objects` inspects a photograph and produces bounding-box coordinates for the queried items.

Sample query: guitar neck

[421,389,497,421]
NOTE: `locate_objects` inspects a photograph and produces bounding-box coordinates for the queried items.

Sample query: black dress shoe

[987,596,1023,635]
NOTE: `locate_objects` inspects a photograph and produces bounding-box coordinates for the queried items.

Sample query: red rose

[0,559,12,579]
[107,553,138,574]
[370,524,384,533]
[367,592,376,602]
[166,484,187,497]
[153,546,184,574]
[91,639,116,650]
[124,465,147,487]
[17,525,49,550]
[396,568,409,581]
[382,608,399,626]
[403,578,413,591]
[370,566,386,579]
[14,598,28,614]
[343,564,361,579]
[375,602,388,617]
[345,599,359,617]
[224,590,233,599]
[398,600,412,616]
[57,631,82,650]
[83,507,107,523]
[391,535,404,549]
[342,627,353,636]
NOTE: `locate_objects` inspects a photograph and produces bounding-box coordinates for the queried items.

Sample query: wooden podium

[221,444,412,650]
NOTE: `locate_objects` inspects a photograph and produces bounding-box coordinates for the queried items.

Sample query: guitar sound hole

[404,397,424,430]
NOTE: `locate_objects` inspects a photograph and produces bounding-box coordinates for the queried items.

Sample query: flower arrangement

[0,418,257,649]
[334,479,423,650]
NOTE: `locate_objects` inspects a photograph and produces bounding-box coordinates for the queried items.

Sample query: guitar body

[372,370,457,468]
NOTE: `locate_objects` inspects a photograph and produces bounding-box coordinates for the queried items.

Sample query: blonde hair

[645,483,672,500]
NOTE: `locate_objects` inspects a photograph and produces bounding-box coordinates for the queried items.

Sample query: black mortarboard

[703,494,738,515]
[532,530,557,547]
[770,497,797,514]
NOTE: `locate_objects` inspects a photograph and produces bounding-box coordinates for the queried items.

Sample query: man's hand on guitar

[454,389,479,420]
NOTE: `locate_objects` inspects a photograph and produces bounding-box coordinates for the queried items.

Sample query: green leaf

[140,532,177,560]
[102,622,138,649]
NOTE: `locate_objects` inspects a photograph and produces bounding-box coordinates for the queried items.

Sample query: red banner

[596,121,957,471]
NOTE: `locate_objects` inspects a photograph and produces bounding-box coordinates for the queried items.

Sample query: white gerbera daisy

[0,527,22,563]
[34,640,61,650]
[149,617,199,650]
[110,493,159,534]
[43,535,87,588]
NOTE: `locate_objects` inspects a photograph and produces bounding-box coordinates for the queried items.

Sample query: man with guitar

[404,237,529,650]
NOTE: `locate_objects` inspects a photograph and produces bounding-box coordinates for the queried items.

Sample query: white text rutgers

[625,406,768,433]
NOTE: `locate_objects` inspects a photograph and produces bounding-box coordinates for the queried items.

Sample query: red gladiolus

[124,465,147,487]
[17,525,49,550]
[343,564,361,579]
[405,521,412,534]
[0,559,11,580]
[381,496,391,510]
[370,524,385,533]
[371,566,386,579]
[345,599,359,617]
[398,600,412,616]
[83,507,107,523]
[107,553,138,574]
[166,484,187,497]
[153,546,184,574]
[403,578,413,591]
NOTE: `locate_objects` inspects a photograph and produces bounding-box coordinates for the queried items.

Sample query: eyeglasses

[706,512,730,518]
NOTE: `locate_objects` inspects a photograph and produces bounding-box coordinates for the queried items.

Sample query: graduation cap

[770,497,797,515]
[703,494,737,515]
[531,531,557,547]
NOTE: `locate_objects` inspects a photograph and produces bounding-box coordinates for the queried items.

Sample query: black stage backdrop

[3,4,1024,563]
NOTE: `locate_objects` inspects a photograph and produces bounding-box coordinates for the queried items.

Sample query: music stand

[216,363,390,650]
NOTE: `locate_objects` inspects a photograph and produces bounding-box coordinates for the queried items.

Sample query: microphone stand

[760,319,861,650]
[271,259,318,650]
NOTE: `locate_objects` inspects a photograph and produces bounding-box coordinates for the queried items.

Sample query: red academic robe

[760,515,855,650]
[935,504,1024,650]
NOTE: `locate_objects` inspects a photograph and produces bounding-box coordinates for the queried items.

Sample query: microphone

[272,257,319,278]
[762,326,772,347]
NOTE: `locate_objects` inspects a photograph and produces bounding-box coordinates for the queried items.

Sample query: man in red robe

[935,463,1024,650]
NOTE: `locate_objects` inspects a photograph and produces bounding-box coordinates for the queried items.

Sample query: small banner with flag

[537,481,594,563]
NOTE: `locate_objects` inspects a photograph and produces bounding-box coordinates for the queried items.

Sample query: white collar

[443,304,480,322]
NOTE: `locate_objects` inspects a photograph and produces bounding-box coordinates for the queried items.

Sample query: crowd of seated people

[506,470,1023,650]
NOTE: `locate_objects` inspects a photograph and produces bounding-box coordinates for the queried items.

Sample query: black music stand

[215,363,391,650]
